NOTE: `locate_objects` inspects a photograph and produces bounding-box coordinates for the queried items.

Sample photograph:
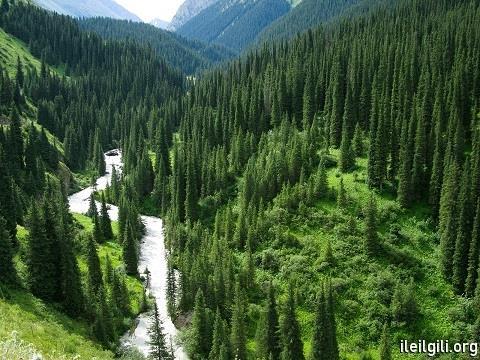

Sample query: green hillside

[0,28,40,77]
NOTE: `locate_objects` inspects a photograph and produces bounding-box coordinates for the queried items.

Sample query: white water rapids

[68,150,187,359]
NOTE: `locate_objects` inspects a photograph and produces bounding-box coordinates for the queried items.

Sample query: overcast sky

[114,0,185,22]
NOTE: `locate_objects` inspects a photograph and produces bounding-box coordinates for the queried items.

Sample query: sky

[114,0,186,23]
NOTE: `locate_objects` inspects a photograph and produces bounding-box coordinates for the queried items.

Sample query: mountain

[169,0,219,30]
[150,18,169,29]
[33,0,141,21]
[177,0,290,52]
[80,17,235,74]
[254,0,390,45]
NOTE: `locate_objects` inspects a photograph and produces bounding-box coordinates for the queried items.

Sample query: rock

[105,149,119,156]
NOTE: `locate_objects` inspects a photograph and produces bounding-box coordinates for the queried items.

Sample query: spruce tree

[8,108,24,177]
[59,199,84,317]
[280,285,304,360]
[190,289,210,359]
[311,285,328,360]
[0,146,16,241]
[93,212,105,244]
[231,282,247,360]
[256,283,281,360]
[209,309,230,360]
[26,202,57,301]
[100,193,113,240]
[86,234,103,296]
[87,193,98,218]
[364,194,379,255]
[123,219,138,276]
[466,200,480,298]
[452,159,473,294]
[337,178,347,209]
[352,123,364,157]
[148,301,172,360]
[0,215,15,284]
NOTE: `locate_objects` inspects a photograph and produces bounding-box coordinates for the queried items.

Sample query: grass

[0,289,114,359]
[4,213,144,359]
[254,150,464,359]
[72,213,144,314]
[0,28,41,77]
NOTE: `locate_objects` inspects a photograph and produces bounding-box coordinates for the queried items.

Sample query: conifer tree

[26,202,57,301]
[59,198,84,317]
[452,159,473,294]
[0,146,16,241]
[92,284,115,345]
[256,283,281,360]
[209,309,230,360]
[352,123,364,157]
[86,234,103,296]
[190,289,210,359]
[439,161,460,281]
[123,218,138,275]
[0,215,15,284]
[15,56,24,88]
[93,212,105,244]
[148,301,173,360]
[7,108,24,177]
[231,282,247,360]
[337,178,347,209]
[311,282,339,360]
[100,193,113,240]
[466,200,480,298]
[280,285,304,360]
[87,193,98,218]
[397,114,415,207]
[364,194,379,255]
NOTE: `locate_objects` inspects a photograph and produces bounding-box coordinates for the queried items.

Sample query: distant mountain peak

[33,0,141,21]
[150,18,170,30]
[169,0,220,30]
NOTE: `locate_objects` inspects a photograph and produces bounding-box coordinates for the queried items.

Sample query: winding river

[68,150,187,359]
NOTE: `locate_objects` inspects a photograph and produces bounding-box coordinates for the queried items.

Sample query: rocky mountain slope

[169,0,219,30]
[33,0,141,21]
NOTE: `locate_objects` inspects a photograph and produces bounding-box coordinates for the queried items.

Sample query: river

[68,150,187,359]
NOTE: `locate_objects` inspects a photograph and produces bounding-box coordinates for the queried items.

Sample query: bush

[391,278,419,325]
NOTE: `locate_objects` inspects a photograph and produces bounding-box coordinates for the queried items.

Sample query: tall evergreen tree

[209,309,230,360]
[86,234,103,296]
[148,301,173,360]
[256,283,281,360]
[280,285,304,360]
[0,145,16,241]
[466,200,480,298]
[100,193,113,240]
[452,159,473,294]
[190,289,210,359]
[26,202,57,301]
[231,281,247,360]
[123,218,138,275]
[0,215,15,284]
[364,194,379,255]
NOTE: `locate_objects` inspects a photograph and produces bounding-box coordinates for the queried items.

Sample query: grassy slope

[0,28,41,77]
[251,150,461,359]
[4,214,144,359]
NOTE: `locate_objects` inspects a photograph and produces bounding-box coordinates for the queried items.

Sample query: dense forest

[254,0,392,46]
[0,0,181,357]
[144,0,478,358]
[1,0,480,358]
[79,18,234,75]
